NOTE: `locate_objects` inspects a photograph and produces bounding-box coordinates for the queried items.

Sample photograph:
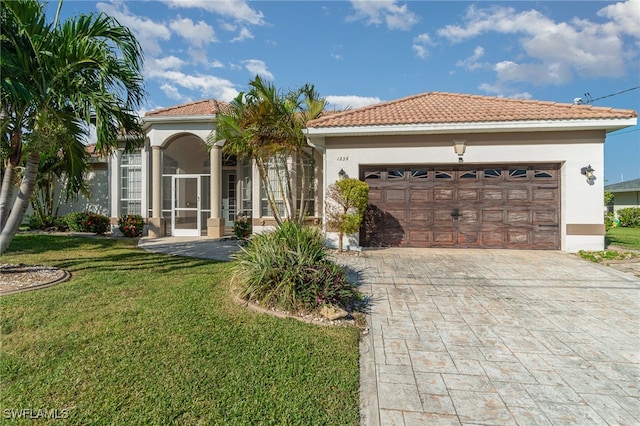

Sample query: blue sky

[50,0,639,184]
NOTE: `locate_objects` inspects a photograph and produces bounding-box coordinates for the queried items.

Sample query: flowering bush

[232,215,252,240]
[118,214,145,238]
[65,211,110,234]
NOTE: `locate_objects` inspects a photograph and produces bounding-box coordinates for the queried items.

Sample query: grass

[0,234,360,425]
[606,226,640,250]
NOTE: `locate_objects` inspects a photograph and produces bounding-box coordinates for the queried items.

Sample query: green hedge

[617,207,640,228]
[65,211,110,234]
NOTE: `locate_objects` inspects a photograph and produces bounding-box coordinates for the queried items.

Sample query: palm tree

[0,0,145,253]
[213,76,326,225]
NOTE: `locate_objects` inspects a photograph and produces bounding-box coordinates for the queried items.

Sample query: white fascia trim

[304,118,637,137]
[142,115,216,129]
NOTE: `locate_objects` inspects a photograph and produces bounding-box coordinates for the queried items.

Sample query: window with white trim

[120,151,142,215]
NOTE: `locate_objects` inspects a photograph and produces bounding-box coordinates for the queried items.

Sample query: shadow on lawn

[5,233,219,275]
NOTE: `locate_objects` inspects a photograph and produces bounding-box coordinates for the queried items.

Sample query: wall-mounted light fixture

[453,140,466,163]
[338,168,347,179]
[581,164,595,185]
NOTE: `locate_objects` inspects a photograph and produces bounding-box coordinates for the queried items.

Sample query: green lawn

[1,235,360,425]
[606,226,640,250]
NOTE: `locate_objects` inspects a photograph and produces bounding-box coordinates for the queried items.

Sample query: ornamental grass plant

[233,221,362,312]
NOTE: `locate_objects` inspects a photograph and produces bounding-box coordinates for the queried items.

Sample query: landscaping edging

[0,268,72,296]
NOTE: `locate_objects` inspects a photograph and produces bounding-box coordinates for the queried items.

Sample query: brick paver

[338,249,640,426]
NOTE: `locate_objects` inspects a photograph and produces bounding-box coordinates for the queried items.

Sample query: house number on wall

[337,156,349,161]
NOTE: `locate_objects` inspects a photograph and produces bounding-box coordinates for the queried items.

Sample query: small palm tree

[0,0,145,253]
[213,76,326,225]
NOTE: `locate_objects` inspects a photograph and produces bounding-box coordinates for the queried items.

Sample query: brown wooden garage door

[361,165,560,249]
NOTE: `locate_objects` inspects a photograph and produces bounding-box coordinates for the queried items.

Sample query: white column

[207,145,224,237]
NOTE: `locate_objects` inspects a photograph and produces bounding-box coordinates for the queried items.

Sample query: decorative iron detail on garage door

[361,165,560,249]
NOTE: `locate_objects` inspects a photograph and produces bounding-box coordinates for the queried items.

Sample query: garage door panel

[508,230,531,244]
[532,210,557,223]
[409,210,433,222]
[483,189,503,200]
[507,189,529,200]
[458,189,480,200]
[433,230,455,244]
[362,164,559,249]
[507,211,531,224]
[434,209,454,222]
[409,230,431,242]
[410,189,432,202]
[459,210,478,223]
[385,189,406,201]
[386,210,406,221]
[434,189,454,200]
[458,231,479,244]
[368,189,383,201]
[482,231,506,245]
[532,231,558,247]
[532,188,557,200]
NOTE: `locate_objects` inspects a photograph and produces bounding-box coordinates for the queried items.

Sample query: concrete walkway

[138,239,640,425]
[336,249,640,426]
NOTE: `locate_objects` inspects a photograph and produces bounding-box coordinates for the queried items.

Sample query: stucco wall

[318,130,606,252]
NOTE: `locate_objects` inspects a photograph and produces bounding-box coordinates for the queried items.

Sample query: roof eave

[304,118,637,138]
[142,114,217,129]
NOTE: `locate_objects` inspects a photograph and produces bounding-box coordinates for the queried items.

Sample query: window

[120,151,142,215]
[260,154,315,218]
[435,170,453,179]
[484,169,502,179]
[459,170,477,179]
[364,171,381,180]
[534,170,553,178]
[508,169,527,179]
[411,169,428,179]
[387,170,405,179]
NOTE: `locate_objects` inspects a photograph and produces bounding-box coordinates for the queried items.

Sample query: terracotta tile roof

[307,92,638,128]
[145,99,229,117]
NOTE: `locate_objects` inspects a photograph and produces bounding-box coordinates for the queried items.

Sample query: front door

[172,175,200,237]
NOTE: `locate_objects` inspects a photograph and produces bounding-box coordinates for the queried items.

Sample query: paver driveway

[337,249,640,426]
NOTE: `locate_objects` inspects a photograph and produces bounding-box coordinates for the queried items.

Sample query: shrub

[118,214,144,238]
[65,211,110,234]
[605,211,616,230]
[232,221,362,312]
[617,207,640,228]
[232,215,252,240]
[28,214,46,230]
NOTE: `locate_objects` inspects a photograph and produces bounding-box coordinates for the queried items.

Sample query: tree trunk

[0,163,16,228]
[0,151,40,254]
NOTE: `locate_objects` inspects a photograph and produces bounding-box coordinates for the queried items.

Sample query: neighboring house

[605,178,640,214]
[101,92,636,252]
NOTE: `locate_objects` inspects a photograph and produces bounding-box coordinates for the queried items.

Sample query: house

[102,92,636,252]
[605,178,640,214]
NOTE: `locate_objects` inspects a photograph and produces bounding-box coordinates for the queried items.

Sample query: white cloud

[231,27,254,43]
[598,0,640,40]
[412,33,434,59]
[188,48,209,65]
[242,59,274,80]
[210,60,225,68]
[96,2,171,56]
[160,83,188,101]
[161,0,266,25]
[436,3,635,86]
[479,82,532,100]
[325,95,382,110]
[455,46,487,71]
[169,17,216,47]
[348,0,419,31]
[159,71,240,102]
